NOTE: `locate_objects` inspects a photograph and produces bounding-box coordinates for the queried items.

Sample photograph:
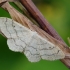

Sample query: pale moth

[0,17,65,62]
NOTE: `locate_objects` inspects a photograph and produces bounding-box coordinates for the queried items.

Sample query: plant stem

[19,0,70,68]
[19,0,65,43]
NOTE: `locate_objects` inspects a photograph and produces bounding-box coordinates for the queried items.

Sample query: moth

[0,0,70,62]
[0,17,66,62]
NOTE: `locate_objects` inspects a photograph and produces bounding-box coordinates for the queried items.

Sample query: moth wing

[0,17,65,62]
[24,32,41,62]
[7,38,23,52]
[0,17,32,52]
[0,17,32,38]
[24,32,65,62]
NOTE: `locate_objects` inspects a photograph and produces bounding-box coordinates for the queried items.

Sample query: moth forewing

[25,31,65,62]
[0,0,69,62]
[0,17,66,62]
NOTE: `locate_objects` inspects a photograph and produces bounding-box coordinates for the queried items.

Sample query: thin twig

[18,0,70,68]
[19,0,65,43]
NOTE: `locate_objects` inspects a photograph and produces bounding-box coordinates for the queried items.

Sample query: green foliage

[36,0,70,45]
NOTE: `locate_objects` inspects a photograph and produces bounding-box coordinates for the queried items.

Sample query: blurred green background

[0,0,70,70]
